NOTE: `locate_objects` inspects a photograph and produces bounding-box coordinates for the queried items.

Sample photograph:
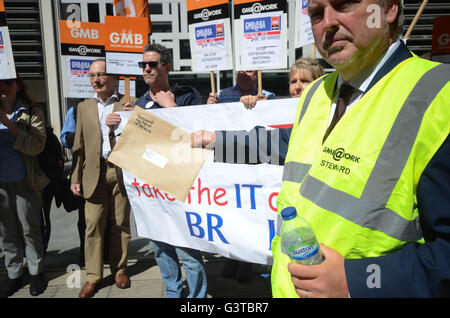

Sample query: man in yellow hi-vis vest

[192,0,450,297]
[271,0,450,297]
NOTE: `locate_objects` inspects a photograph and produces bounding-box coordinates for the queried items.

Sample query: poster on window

[187,0,233,72]
[233,0,287,71]
[0,0,16,80]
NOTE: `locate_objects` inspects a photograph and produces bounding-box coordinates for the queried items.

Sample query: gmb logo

[323,147,360,163]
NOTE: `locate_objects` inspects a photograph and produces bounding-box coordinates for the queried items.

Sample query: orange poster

[431,16,450,55]
[0,0,4,12]
[234,0,258,4]
[104,15,148,53]
[186,0,228,11]
[59,20,104,45]
[113,0,152,35]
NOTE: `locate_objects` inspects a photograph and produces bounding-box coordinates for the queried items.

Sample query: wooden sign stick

[210,71,216,95]
[124,77,130,104]
[257,70,262,95]
[404,0,429,39]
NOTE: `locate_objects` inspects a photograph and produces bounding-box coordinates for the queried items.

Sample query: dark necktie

[323,83,356,143]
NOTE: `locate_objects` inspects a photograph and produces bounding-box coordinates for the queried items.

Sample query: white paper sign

[121,98,299,265]
[234,9,287,71]
[105,51,142,76]
[295,0,314,48]
[0,27,16,79]
[65,56,95,98]
[189,19,233,72]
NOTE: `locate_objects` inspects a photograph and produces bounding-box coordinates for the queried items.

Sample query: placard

[0,0,16,80]
[233,0,288,71]
[187,0,233,72]
[59,20,105,98]
[294,0,314,48]
[104,15,149,76]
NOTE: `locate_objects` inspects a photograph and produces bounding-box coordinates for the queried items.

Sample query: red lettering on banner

[165,193,176,202]
[213,188,228,206]
[132,178,141,196]
[142,184,154,198]
[197,178,211,205]
[268,192,278,212]
[152,186,165,200]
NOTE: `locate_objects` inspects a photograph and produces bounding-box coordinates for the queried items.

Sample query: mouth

[324,34,352,51]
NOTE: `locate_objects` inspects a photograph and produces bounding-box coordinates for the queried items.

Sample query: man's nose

[323,7,339,31]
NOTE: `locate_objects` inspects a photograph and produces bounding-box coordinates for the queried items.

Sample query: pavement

[0,200,273,298]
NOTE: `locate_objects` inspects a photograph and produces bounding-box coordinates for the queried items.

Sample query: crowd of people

[1,0,449,299]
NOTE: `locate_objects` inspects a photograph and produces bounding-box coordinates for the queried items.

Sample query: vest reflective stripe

[298,77,326,125]
[282,63,450,242]
[363,63,450,205]
[282,161,311,183]
[300,175,421,241]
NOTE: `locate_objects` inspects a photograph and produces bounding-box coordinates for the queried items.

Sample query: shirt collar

[337,39,402,94]
[94,90,119,105]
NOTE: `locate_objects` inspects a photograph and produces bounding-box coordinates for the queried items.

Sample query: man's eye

[309,11,323,24]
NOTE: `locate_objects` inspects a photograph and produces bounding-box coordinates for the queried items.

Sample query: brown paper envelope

[108,106,211,202]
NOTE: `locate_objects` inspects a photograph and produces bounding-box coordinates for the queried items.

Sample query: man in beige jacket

[71,59,136,298]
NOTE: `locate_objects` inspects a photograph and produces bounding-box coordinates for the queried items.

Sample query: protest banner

[0,0,16,79]
[233,0,288,71]
[59,20,105,98]
[294,0,314,48]
[110,98,298,265]
[187,0,233,76]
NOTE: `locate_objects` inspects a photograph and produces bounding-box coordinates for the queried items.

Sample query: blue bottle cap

[281,207,297,220]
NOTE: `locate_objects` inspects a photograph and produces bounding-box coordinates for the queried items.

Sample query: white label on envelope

[142,148,168,168]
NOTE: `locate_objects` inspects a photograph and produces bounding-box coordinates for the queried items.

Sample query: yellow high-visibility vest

[271,56,450,298]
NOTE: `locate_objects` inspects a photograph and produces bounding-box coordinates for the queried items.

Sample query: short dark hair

[143,43,172,65]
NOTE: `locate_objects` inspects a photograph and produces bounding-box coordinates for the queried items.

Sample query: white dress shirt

[95,90,118,159]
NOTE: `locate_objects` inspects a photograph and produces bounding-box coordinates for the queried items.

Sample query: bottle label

[288,239,319,261]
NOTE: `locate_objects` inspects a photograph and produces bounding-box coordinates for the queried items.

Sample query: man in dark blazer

[71,59,136,298]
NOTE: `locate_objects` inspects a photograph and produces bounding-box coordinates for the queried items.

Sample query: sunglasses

[138,61,166,69]
[0,79,15,86]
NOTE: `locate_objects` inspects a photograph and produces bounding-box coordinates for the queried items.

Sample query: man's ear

[166,63,172,73]
[385,0,399,25]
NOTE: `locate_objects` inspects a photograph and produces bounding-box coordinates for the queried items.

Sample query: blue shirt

[60,106,76,149]
[0,101,27,183]
[135,84,204,109]
[217,85,275,104]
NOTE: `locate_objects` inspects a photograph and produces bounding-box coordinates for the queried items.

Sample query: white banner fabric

[122,98,299,265]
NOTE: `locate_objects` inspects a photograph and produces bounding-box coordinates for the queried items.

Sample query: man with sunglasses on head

[133,43,207,298]
[71,58,136,298]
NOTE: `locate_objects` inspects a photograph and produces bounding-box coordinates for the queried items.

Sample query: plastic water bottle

[280,206,324,265]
